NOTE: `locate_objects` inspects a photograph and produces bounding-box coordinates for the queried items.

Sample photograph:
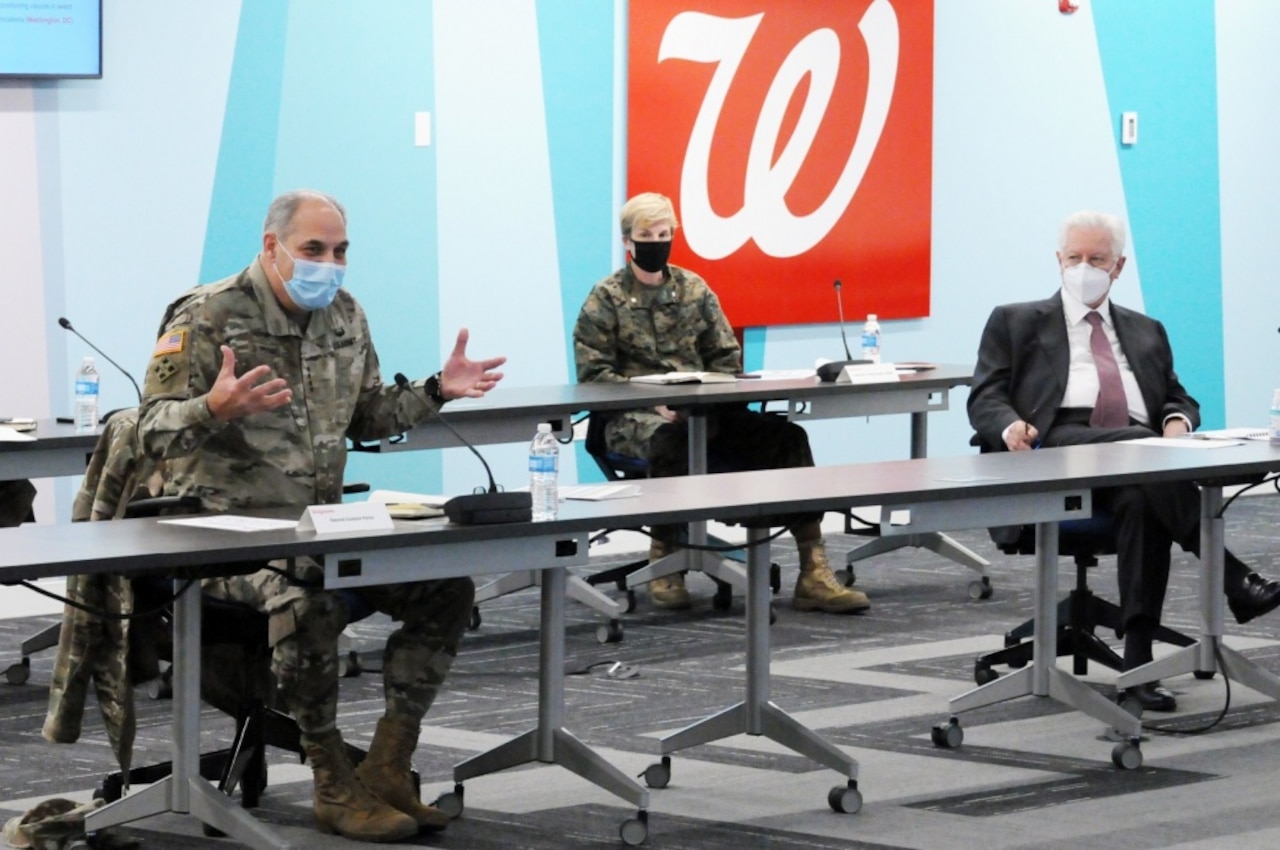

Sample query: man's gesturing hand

[206,345,293,422]
[439,328,506,400]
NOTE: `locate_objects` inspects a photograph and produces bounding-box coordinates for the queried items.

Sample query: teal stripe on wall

[206,0,441,495]
[199,2,290,283]
[742,327,765,373]
[274,0,440,496]
[536,0,619,481]
[1094,0,1224,427]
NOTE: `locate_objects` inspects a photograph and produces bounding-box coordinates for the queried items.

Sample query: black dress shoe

[1227,573,1280,624]
[1121,682,1177,712]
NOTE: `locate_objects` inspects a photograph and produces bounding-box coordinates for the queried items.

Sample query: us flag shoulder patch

[153,329,186,356]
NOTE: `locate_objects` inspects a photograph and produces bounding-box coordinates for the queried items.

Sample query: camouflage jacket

[139,259,438,510]
[43,409,166,775]
[572,263,740,457]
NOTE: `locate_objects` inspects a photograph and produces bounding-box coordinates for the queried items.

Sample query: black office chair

[2,480,50,685]
[97,493,413,824]
[972,509,1195,686]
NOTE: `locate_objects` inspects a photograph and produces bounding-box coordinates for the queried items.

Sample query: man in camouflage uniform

[138,189,506,843]
[573,192,868,614]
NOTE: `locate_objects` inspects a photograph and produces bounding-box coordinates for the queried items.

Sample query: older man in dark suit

[969,210,1280,712]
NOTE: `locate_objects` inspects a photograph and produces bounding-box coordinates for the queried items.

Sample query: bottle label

[529,455,557,474]
[860,332,878,348]
[75,380,99,396]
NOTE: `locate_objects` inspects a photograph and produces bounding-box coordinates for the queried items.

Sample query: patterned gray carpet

[5,496,1280,849]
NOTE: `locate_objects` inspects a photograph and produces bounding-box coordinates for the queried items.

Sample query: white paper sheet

[1124,436,1243,449]
[0,425,36,442]
[560,483,641,501]
[158,515,299,532]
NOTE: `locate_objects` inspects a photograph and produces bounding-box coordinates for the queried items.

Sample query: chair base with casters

[472,568,627,643]
[842,511,993,600]
[972,518,1196,686]
[4,621,59,685]
[582,413,781,615]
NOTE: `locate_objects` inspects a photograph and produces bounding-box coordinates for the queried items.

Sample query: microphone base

[444,491,533,525]
[816,359,873,383]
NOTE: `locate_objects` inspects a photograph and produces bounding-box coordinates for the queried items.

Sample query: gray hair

[262,189,347,238]
[1058,210,1127,256]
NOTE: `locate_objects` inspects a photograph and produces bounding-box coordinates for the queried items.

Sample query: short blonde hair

[620,192,678,238]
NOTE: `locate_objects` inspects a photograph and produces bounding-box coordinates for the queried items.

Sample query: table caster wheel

[968,577,993,600]
[931,717,963,748]
[828,780,862,814]
[842,566,856,587]
[434,785,464,818]
[642,757,670,789]
[770,563,781,594]
[468,606,481,631]
[596,619,624,644]
[202,823,227,838]
[974,661,998,686]
[5,659,30,685]
[623,590,638,614]
[619,811,648,846]
[1193,670,1215,680]
[1111,741,1142,769]
[712,581,733,611]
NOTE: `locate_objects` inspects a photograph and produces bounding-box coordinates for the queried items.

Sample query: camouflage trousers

[204,562,474,736]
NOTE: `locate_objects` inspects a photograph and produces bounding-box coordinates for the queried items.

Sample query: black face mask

[630,239,672,274]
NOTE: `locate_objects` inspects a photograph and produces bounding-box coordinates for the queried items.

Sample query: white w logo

[658,0,899,259]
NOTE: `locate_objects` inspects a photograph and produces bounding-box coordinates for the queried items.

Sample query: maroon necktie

[1085,311,1128,427]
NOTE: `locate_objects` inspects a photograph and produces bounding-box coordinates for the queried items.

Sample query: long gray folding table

[0,510,642,847]
[5,439,1232,847]
[930,440,1280,769]
[365,367,989,603]
[0,419,97,479]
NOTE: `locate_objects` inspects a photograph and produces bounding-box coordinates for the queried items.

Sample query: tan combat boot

[793,543,870,614]
[355,715,450,832]
[302,729,418,843]
[648,539,692,610]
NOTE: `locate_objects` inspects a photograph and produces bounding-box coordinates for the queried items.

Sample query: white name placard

[838,362,901,384]
[297,502,394,535]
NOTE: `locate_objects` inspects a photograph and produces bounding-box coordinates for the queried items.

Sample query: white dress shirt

[1059,286,1149,426]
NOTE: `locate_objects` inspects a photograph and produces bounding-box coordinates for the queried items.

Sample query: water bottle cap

[867,314,877,322]
[1273,388,1280,408]
[537,422,552,433]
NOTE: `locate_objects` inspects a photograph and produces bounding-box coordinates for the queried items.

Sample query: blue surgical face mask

[274,244,345,310]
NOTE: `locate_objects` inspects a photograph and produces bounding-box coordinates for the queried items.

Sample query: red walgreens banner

[628,0,933,326]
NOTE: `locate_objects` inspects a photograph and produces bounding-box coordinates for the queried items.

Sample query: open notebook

[366,489,448,519]
[630,371,737,384]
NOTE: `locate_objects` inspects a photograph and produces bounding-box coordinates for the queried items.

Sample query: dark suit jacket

[968,291,1199,451]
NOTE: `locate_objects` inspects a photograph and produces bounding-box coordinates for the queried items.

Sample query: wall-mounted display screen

[0,0,102,79]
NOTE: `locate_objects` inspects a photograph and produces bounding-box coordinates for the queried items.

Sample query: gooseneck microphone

[834,279,854,360]
[815,280,871,382]
[58,316,144,420]
[393,373,531,524]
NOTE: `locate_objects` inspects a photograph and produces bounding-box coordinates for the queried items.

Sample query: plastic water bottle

[74,356,100,434]
[529,422,559,521]
[860,314,882,363]
[1270,389,1280,446]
